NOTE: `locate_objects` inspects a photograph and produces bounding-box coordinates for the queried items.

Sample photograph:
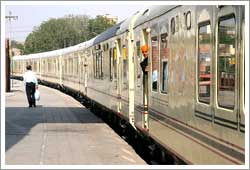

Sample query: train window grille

[151,36,159,92]
[95,52,103,79]
[171,17,175,34]
[217,14,236,110]
[160,33,169,94]
[186,11,191,30]
[198,21,212,104]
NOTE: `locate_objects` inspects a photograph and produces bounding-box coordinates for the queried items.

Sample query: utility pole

[5,11,18,89]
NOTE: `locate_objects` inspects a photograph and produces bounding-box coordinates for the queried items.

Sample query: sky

[4,3,148,42]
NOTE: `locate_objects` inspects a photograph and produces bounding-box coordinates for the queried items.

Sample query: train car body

[12,5,245,165]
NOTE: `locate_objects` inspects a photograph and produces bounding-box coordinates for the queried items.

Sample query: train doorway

[142,29,149,130]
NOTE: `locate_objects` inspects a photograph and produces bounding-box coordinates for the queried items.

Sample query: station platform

[5,80,146,165]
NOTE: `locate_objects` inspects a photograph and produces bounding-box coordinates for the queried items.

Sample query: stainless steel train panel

[195,6,214,122]
[213,6,241,129]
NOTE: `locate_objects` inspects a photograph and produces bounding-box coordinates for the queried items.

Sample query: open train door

[133,27,149,130]
[142,28,149,130]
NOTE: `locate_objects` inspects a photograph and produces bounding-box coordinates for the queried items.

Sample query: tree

[11,40,24,55]
[88,15,116,39]
[23,14,117,54]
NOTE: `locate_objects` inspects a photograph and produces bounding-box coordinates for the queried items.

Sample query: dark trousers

[26,82,36,107]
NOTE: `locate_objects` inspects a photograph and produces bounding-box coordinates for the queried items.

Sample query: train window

[160,33,169,93]
[109,48,113,81]
[66,59,68,75]
[135,41,142,88]
[171,18,175,34]
[95,51,103,79]
[93,55,96,78]
[151,36,159,92]
[217,14,236,109]
[34,61,37,72]
[186,11,191,30]
[176,15,179,32]
[68,59,71,75]
[94,52,100,79]
[123,46,128,88]
[96,53,99,79]
[42,60,45,73]
[198,22,212,104]
[75,57,78,76]
[113,48,117,79]
[162,62,168,92]
[70,58,73,75]
[67,59,69,75]
[101,51,103,79]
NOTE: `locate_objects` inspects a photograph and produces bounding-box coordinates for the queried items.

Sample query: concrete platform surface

[5,80,146,165]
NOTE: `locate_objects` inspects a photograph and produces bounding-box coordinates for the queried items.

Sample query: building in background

[102,14,118,23]
[12,47,22,56]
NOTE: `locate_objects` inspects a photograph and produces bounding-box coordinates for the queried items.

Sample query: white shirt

[152,70,158,82]
[23,70,38,85]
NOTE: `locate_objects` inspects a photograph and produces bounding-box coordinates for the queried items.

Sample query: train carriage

[131,5,244,164]
[12,5,245,165]
[86,22,124,115]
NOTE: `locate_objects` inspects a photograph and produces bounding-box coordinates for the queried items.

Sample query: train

[12,5,245,165]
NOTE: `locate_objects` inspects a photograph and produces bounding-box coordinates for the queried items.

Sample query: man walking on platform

[23,65,38,107]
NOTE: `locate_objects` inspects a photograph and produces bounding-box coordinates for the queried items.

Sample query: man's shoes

[29,105,32,108]
[33,104,36,107]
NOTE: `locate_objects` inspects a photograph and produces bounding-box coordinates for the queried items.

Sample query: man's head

[26,65,32,70]
[141,45,149,58]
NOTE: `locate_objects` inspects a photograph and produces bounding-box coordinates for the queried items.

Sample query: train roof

[134,5,179,28]
[13,48,63,60]
[13,36,97,60]
[116,11,141,35]
[93,21,123,45]
[77,37,96,50]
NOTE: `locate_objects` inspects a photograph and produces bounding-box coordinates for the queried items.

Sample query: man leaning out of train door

[140,44,149,74]
[23,65,38,108]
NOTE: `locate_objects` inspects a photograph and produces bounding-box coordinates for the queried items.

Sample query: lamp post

[5,11,18,89]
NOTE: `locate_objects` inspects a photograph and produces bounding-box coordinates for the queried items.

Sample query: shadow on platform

[5,107,103,151]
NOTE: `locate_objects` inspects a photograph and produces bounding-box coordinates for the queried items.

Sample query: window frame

[171,17,175,34]
[159,33,169,94]
[197,21,212,104]
[217,13,236,110]
[151,36,159,92]
[109,48,113,81]
[186,11,191,30]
